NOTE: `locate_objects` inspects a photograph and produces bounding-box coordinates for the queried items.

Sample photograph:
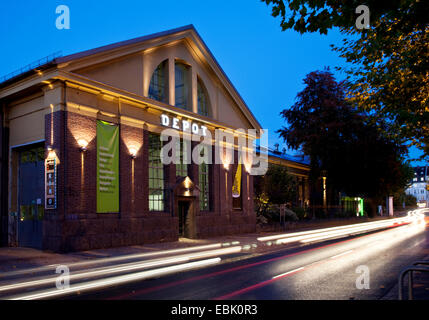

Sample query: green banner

[97,120,119,213]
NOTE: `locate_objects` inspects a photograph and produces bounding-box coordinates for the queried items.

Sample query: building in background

[405,166,428,207]
[265,147,310,208]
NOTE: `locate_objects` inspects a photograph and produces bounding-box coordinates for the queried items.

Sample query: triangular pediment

[56,25,261,131]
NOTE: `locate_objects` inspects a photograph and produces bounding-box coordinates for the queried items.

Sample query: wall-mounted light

[223,163,230,171]
[78,139,88,152]
[129,147,137,159]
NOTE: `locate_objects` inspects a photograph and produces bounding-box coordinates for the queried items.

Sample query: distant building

[265,147,310,208]
[405,166,428,206]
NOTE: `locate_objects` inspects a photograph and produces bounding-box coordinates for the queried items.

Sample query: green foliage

[262,0,429,158]
[254,165,302,222]
[277,70,411,200]
[254,164,298,205]
[393,192,417,208]
[257,204,299,224]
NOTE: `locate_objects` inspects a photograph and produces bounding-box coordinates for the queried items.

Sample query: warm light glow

[78,139,88,151]
[46,150,57,161]
[184,177,191,189]
[243,152,253,173]
[129,147,138,158]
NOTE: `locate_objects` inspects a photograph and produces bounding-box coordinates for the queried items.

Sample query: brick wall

[43,110,256,252]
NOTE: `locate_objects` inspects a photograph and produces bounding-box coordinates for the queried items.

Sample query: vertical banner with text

[97,120,119,213]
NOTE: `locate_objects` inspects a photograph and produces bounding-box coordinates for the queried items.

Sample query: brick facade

[42,110,255,252]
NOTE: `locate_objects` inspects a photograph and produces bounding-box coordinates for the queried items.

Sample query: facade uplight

[78,139,88,152]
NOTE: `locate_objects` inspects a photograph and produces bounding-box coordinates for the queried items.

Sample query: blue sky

[0,0,425,165]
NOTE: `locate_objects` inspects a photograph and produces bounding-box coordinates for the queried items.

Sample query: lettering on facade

[160,114,208,137]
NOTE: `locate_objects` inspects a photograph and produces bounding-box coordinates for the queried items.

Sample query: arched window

[197,78,210,117]
[149,60,168,103]
[175,62,190,110]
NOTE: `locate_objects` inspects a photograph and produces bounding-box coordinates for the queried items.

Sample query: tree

[254,164,298,218]
[254,164,298,205]
[262,0,429,158]
[277,70,412,216]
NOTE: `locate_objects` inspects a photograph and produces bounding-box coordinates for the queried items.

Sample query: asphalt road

[65,217,429,300]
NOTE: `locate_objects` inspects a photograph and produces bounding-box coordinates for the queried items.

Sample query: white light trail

[258,216,412,242]
[0,243,226,279]
[9,258,221,300]
[0,246,241,294]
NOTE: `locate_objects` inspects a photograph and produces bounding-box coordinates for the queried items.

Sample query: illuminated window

[148,133,164,211]
[197,78,210,117]
[175,62,190,110]
[149,60,168,103]
[176,139,188,178]
[199,146,210,211]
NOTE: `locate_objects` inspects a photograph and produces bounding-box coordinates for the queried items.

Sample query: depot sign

[160,114,208,136]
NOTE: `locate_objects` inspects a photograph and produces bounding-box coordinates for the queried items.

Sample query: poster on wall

[45,158,57,209]
[97,120,119,213]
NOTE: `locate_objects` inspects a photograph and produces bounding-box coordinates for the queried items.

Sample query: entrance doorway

[178,201,190,237]
[17,144,44,249]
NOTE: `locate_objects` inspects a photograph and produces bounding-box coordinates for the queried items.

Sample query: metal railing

[0,51,62,84]
[398,261,429,300]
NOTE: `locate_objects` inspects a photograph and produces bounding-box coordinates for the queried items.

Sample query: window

[199,146,210,211]
[175,62,190,109]
[148,133,164,211]
[149,60,168,103]
[197,78,210,117]
[176,139,188,178]
[20,147,44,163]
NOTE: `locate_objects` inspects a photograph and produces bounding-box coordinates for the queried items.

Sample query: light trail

[8,258,222,300]
[215,218,427,300]
[0,242,228,279]
[257,212,422,243]
[109,227,400,300]
[0,246,241,294]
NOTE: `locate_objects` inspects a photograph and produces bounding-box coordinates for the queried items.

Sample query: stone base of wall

[44,216,178,252]
[41,212,257,252]
[196,213,256,238]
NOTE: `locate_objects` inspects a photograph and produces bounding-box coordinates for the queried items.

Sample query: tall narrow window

[232,163,243,210]
[175,62,190,110]
[199,146,210,211]
[176,138,188,178]
[197,78,210,117]
[148,133,164,211]
[149,60,168,103]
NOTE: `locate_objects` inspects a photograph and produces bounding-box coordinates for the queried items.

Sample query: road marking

[272,267,305,279]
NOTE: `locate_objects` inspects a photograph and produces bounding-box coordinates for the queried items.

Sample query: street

[1,211,428,300]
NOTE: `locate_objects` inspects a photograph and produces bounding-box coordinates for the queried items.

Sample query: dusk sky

[0,0,424,165]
